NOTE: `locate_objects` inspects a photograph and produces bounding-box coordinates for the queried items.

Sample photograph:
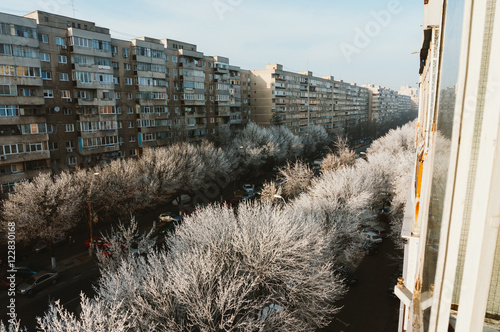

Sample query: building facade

[399,84,419,111]
[362,84,400,123]
[249,64,370,133]
[0,10,250,192]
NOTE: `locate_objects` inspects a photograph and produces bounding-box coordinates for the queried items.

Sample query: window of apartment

[210,117,215,123]
[127,107,133,114]
[114,92,121,99]
[58,55,67,63]
[39,34,49,43]
[130,149,137,156]
[0,105,19,117]
[122,48,130,58]
[56,37,65,46]
[0,164,19,175]
[61,90,71,99]
[16,66,41,77]
[67,156,77,165]
[43,90,54,98]
[128,93,133,100]
[173,95,178,100]
[116,107,121,114]
[129,135,136,142]
[111,45,118,55]
[112,62,119,69]
[50,142,59,150]
[128,121,134,128]
[210,128,216,134]
[113,77,119,84]
[42,71,52,80]
[173,69,177,76]
[124,63,131,70]
[0,44,12,55]
[63,108,72,115]
[59,72,69,81]
[125,77,132,85]
[172,56,177,62]
[65,124,74,132]
[66,141,75,149]
[40,53,50,62]
[1,182,17,194]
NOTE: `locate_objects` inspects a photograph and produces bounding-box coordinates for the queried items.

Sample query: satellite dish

[54,107,60,112]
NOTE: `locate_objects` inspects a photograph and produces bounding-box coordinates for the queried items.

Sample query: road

[319,239,401,332]
[0,257,99,330]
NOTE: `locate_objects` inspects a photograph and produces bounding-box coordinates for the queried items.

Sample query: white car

[362,231,383,244]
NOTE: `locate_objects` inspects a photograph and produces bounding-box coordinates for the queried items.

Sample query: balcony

[79,144,120,156]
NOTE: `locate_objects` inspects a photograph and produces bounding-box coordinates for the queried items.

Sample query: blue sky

[1,0,423,90]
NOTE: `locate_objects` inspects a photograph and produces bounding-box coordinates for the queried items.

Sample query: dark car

[158,212,182,223]
[334,266,358,286]
[17,270,59,296]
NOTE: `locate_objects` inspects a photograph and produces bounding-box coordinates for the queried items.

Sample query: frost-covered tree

[278,161,314,198]
[321,137,357,172]
[259,181,283,203]
[1,172,84,268]
[301,125,330,158]
[31,202,345,332]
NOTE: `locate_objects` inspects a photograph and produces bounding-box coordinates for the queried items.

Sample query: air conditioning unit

[66,148,73,153]
[0,155,7,160]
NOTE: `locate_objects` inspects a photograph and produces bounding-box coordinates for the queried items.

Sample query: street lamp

[273,194,286,204]
[88,172,99,257]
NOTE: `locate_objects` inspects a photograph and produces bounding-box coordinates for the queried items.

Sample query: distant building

[399,85,419,111]
[249,64,370,133]
[361,84,399,123]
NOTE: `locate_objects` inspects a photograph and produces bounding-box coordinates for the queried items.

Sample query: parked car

[243,184,255,194]
[171,195,191,206]
[362,231,383,244]
[17,270,59,296]
[33,235,67,253]
[334,265,358,286]
[158,212,182,223]
[364,226,387,237]
[13,266,38,276]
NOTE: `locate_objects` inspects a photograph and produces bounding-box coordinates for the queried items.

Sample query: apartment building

[397,94,412,113]
[0,12,51,194]
[399,84,419,111]
[362,84,400,123]
[249,64,370,133]
[0,10,250,193]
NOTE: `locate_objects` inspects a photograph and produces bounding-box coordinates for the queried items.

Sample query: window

[67,156,77,165]
[114,92,121,99]
[0,43,12,55]
[63,108,72,115]
[43,90,54,98]
[210,117,215,123]
[123,48,130,58]
[40,53,50,62]
[1,182,17,194]
[113,77,119,84]
[129,135,136,142]
[65,124,74,132]
[0,65,14,76]
[41,71,52,80]
[0,105,19,117]
[56,37,65,46]
[112,62,119,69]
[16,66,41,77]
[128,121,134,128]
[127,107,133,114]
[116,107,121,114]
[211,128,216,134]
[59,72,69,81]
[124,63,131,70]
[50,142,59,150]
[172,56,177,62]
[128,93,133,100]
[125,77,132,85]
[174,95,178,100]
[61,90,71,99]
[58,55,67,63]
[70,36,91,48]
[130,149,137,156]
[40,34,48,43]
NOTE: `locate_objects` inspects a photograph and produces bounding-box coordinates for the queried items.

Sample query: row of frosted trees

[1,121,416,331]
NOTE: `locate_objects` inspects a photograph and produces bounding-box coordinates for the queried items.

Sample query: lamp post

[88,172,99,257]
[273,194,286,204]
